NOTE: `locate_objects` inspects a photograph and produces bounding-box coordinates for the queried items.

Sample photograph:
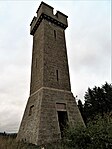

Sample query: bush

[63,114,112,149]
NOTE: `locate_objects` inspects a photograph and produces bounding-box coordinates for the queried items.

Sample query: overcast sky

[0,0,111,133]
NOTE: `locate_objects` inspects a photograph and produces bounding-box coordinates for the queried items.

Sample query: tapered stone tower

[17,2,84,145]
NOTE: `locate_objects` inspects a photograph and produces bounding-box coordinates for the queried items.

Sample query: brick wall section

[43,20,71,91]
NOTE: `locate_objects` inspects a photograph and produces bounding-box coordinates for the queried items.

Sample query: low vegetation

[0,133,63,149]
[0,133,39,149]
[63,114,112,149]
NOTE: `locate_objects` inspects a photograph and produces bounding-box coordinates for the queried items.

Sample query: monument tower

[17,2,84,145]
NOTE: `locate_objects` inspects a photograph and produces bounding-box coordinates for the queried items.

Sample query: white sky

[0,0,111,133]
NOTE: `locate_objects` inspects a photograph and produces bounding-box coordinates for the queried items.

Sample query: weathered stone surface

[17,1,84,146]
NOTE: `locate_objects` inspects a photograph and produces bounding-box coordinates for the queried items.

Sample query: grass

[0,133,40,149]
[0,133,67,149]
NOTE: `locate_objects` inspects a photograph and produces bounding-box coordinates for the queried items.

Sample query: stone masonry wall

[17,2,85,146]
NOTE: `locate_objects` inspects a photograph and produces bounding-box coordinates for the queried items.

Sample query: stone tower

[17,2,84,145]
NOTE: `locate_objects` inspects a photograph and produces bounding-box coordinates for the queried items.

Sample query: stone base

[17,87,84,145]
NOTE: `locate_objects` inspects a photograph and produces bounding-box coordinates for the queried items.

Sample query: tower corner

[55,11,68,27]
[36,1,54,18]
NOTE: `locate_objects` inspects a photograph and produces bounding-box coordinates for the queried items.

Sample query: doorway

[57,111,68,138]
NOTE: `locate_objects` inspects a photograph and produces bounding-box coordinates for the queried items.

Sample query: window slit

[56,70,59,81]
[54,30,56,40]
[29,105,34,116]
[36,58,37,67]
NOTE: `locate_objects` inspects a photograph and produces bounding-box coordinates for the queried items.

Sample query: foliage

[78,82,112,124]
[63,114,112,149]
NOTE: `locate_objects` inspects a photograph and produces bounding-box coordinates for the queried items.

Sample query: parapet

[36,2,54,18]
[30,1,68,35]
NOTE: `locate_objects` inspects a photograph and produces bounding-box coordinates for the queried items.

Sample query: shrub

[63,114,112,149]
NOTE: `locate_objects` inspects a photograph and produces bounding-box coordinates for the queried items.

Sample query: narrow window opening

[56,70,59,81]
[57,111,68,138]
[54,30,56,40]
[29,105,34,116]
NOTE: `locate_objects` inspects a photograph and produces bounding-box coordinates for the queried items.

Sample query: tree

[83,82,112,123]
[78,100,86,123]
